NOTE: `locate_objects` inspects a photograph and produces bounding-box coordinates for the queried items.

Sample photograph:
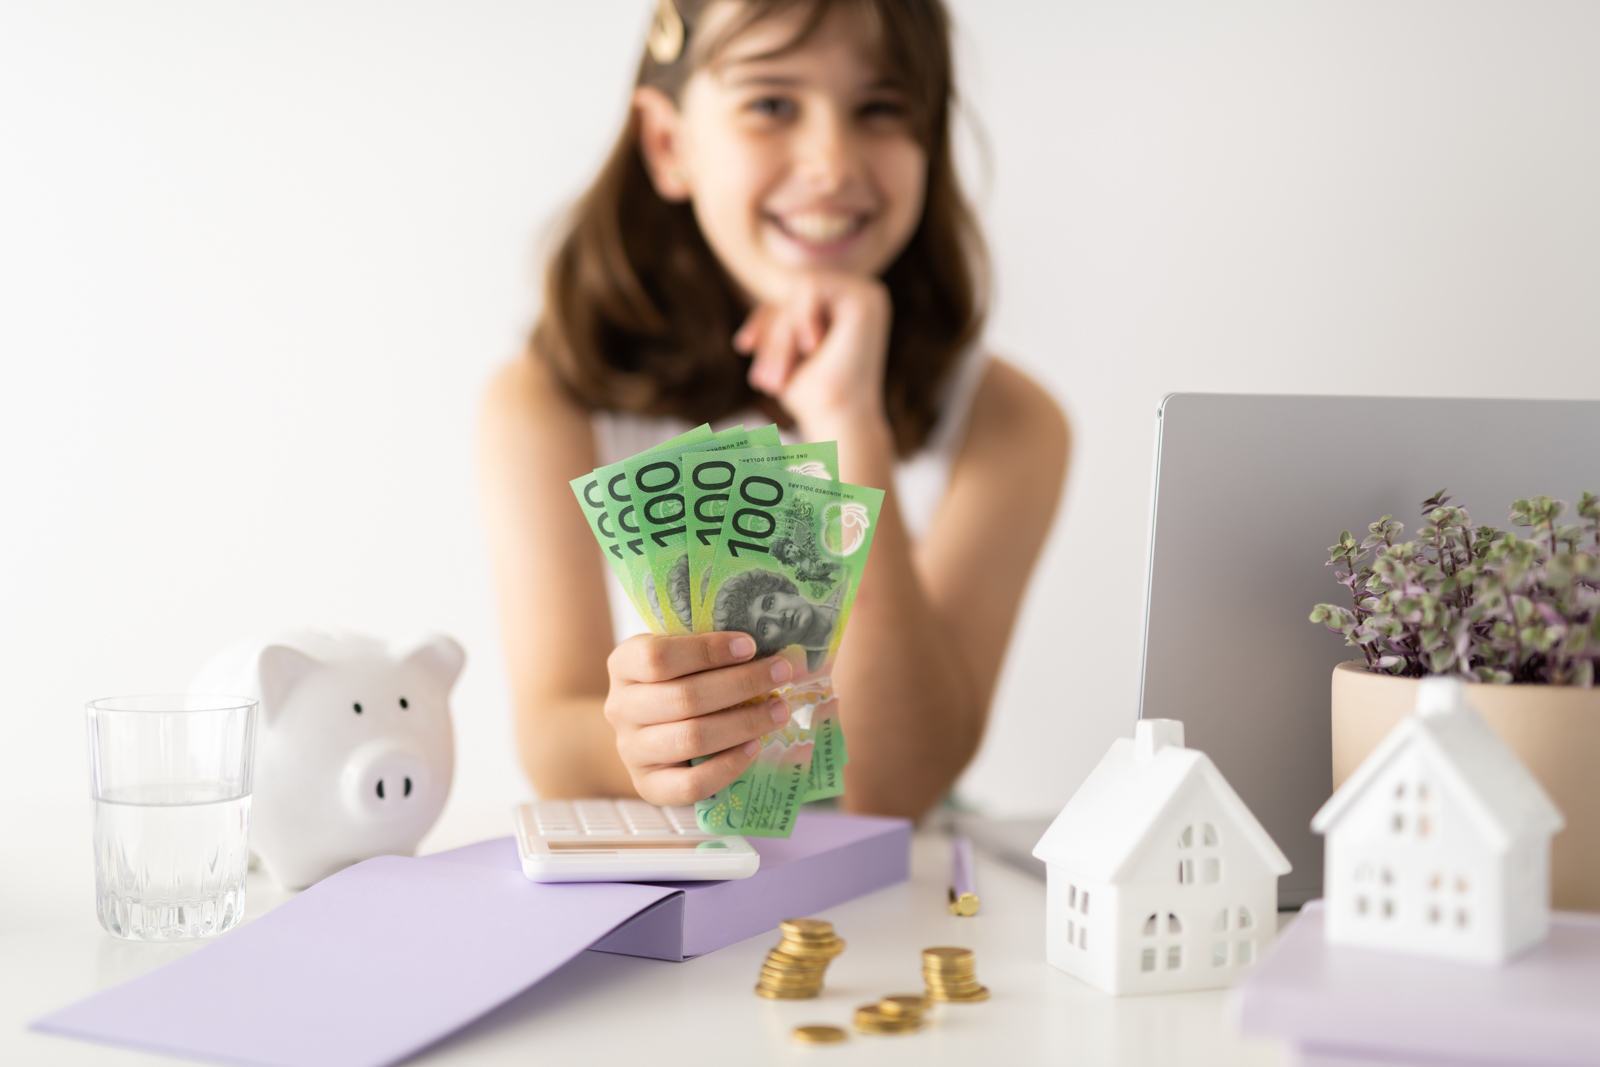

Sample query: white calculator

[513,799,761,883]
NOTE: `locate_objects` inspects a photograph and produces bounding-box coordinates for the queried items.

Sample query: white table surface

[3,803,1291,1067]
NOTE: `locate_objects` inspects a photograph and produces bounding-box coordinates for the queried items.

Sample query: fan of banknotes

[570,423,885,839]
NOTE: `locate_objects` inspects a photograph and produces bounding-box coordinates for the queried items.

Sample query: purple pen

[948,835,979,916]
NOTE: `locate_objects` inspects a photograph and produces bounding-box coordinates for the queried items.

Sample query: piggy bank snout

[340,740,434,824]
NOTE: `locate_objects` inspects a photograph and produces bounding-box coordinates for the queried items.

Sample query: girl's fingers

[610,632,757,685]
[750,312,804,395]
[623,653,793,727]
[633,741,764,808]
[621,698,790,767]
[733,305,773,355]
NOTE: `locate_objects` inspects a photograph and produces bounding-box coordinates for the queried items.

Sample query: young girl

[480,0,1068,821]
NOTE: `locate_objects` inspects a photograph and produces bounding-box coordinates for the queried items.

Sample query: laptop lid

[1139,393,1600,907]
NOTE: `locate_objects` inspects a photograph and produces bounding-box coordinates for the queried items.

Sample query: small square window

[1214,909,1228,932]
[1212,942,1228,967]
[1236,941,1253,965]
[1069,885,1077,908]
[1180,826,1193,848]
[1166,945,1182,970]
[1237,907,1253,930]
[1079,927,1088,950]
[1140,948,1156,973]
[1355,895,1369,916]
[1068,920,1076,943]
[1081,891,1090,914]
[1203,858,1220,884]
[1179,859,1194,885]
[1202,823,1218,846]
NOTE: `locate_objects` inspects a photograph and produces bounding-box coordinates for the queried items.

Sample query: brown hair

[531,0,986,457]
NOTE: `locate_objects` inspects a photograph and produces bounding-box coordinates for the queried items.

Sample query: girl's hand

[604,632,793,806]
[735,274,892,442]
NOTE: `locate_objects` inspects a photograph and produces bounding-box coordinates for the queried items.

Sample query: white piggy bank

[191,631,464,889]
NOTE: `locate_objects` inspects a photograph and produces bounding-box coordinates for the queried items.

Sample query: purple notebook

[33,810,911,1067]
[1234,901,1600,1067]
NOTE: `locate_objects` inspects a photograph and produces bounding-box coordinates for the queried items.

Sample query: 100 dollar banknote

[628,425,781,634]
[681,441,838,633]
[691,464,883,837]
[572,423,716,631]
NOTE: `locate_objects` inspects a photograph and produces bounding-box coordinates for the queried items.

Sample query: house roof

[1031,727,1292,882]
[1311,681,1564,850]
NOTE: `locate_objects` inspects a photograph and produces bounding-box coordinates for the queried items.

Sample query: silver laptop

[1140,394,1600,907]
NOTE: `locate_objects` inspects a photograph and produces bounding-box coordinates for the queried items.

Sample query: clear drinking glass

[86,694,258,940]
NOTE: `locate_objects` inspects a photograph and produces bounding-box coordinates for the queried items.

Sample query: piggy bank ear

[256,645,322,723]
[401,634,465,692]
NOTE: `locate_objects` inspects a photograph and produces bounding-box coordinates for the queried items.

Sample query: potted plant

[1311,490,1600,911]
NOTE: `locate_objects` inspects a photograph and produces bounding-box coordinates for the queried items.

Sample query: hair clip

[648,0,686,65]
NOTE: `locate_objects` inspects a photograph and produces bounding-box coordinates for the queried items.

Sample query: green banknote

[692,465,884,837]
[566,422,710,630]
[681,439,833,633]
[624,425,760,634]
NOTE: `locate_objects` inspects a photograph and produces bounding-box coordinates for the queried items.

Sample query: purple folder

[1234,901,1600,1067]
[33,810,910,1067]
[425,809,910,960]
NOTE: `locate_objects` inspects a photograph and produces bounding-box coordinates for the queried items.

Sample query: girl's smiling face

[635,2,928,305]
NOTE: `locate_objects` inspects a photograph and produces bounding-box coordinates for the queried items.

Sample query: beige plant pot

[1331,659,1600,912]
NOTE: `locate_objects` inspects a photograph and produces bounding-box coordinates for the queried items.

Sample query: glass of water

[86,694,258,940]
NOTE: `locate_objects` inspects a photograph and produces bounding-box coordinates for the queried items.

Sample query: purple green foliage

[1310,490,1600,686]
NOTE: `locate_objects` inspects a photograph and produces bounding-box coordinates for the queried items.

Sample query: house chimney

[1134,719,1185,763]
[1415,676,1468,719]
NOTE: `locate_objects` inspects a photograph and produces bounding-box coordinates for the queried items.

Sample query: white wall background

[3,1,1598,829]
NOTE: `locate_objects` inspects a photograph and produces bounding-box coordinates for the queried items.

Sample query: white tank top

[592,349,990,643]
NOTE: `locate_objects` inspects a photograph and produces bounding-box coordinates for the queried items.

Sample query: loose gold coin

[878,994,930,1016]
[852,1005,921,1034]
[792,1025,848,1044]
[756,985,821,999]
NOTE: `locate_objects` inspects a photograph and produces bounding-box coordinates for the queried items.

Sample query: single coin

[852,1007,921,1034]
[922,946,974,962]
[792,1025,848,1044]
[782,918,835,939]
[878,995,930,1016]
[929,984,990,1002]
[756,985,820,999]
[759,977,824,990]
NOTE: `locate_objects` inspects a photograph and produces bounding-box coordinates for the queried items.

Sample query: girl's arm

[830,360,1068,818]
[743,278,1069,819]
[478,355,629,797]
[480,355,793,801]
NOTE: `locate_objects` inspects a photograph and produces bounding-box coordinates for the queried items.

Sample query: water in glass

[93,786,252,940]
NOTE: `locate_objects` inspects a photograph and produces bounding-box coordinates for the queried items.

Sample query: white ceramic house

[1032,719,1291,995]
[1311,677,1564,964]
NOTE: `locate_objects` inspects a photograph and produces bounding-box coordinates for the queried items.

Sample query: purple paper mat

[33,858,674,1067]
[34,810,911,1067]
[1234,901,1600,1067]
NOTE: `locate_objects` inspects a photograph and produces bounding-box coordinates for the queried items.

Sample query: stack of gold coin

[852,995,927,1035]
[922,946,990,1002]
[754,918,846,999]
